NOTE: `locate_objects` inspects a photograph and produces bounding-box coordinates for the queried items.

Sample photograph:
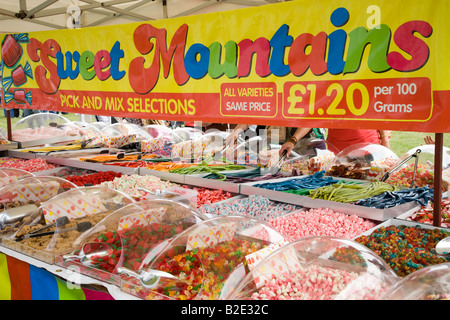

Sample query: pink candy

[269,208,376,242]
[0,158,57,172]
[250,265,383,300]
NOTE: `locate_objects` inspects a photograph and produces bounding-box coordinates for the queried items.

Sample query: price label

[282,77,432,122]
[220,82,277,118]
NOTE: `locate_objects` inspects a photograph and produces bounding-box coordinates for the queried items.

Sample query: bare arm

[225,124,250,145]
[378,130,390,149]
[280,127,312,156]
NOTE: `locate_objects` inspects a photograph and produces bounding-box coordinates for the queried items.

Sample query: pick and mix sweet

[0,158,57,172]
[387,163,435,189]
[198,194,301,221]
[99,174,177,198]
[354,225,450,277]
[269,208,376,242]
[406,198,450,227]
[249,265,388,300]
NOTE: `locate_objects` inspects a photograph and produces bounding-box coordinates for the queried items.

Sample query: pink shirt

[327,129,380,153]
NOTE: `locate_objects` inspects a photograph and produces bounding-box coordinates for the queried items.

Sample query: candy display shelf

[0,142,18,152]
[139,167,187,184]
[240,175,421,222]
[15,135,82,149]
[33,154,140,176]
[1,148,448,300]
[184,175,241,194]
[5,150,433,222]
[6,150,36,159]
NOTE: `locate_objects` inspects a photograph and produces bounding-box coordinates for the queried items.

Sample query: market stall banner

[0,253,114,300]
[1,0,449,132]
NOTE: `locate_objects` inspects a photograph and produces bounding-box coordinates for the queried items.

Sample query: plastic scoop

[63,242,113,267]
[117,267,190,291]
[436,236,450,256]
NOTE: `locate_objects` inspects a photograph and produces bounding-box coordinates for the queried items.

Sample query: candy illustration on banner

[4,89,32,105]
[3,61,33,88]
[1,33,29,68]
[42,194,107,224]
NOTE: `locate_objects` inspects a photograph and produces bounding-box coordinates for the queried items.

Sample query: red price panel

[220,82,278,119]
[282,78,432,122]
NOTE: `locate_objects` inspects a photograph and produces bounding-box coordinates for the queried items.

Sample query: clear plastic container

[0,168,34,188]
[100,122,153,147]
[141,186,199,209]
[226,236,399,300]
[382,262,450,300]
[169,128,208,161]
[226,136,263,166]
[328,143,399,180]
[121,215,285,300]
[280,138,337,176]
[56,199,203,288]
[0,176,77,239]
[192,131,230,161]
[172,127,204,141]
[142,125,173,139]
[385,145,450,190]
[1,186,135,264]
[12,113,83,142]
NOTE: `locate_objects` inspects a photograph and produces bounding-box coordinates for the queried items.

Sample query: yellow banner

[2,0,449,132]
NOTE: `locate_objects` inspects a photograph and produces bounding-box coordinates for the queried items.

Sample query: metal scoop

[381,149,421,187]
[28,216,70,235]
[436,236,450,256]
[63,242,112,267]
[117,267,191,292]
[18,221,92,240]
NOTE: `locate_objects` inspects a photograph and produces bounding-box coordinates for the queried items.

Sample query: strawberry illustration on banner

[42,194,107,224]
[186,222,237,250]
[118,207,167,230]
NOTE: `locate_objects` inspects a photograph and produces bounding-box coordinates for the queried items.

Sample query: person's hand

[225,127,243,146]
[424,135,435,145]
[280,141,295,156]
